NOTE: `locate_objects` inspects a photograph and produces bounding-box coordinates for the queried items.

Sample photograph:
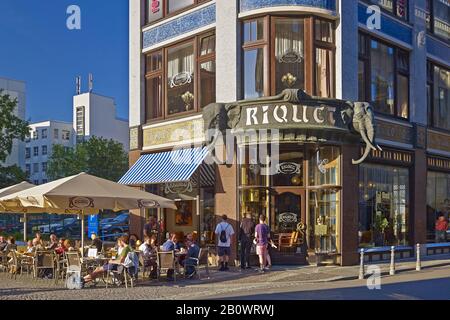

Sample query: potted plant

[374,215,389,246]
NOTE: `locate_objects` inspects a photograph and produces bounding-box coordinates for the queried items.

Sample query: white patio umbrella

[0,172,177,250]
[0,181,35,241]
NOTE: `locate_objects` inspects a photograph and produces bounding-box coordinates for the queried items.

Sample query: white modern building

[25,121,74,185]
[0,77,26,170]
[73,92,129,151]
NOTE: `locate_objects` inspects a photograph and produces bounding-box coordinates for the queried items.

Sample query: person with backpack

[254,214,271,273]
[215,215,235,271]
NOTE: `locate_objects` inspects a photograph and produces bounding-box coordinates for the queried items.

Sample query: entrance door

[271,190,306,234]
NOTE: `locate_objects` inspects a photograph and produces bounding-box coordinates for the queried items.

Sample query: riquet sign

[151,0,161,13]
[241,103,337,129]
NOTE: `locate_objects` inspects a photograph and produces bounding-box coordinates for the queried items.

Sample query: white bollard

[359,249,365,280]
[389,246,396,275]
[416,243,421,271]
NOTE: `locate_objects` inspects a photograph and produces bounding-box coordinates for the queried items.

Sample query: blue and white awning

[118,147,211,186]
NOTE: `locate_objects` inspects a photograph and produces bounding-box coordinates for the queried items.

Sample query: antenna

[76,76,81,95]
[88,73,93,93]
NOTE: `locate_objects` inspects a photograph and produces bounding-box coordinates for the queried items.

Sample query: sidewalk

[185,254,450,286]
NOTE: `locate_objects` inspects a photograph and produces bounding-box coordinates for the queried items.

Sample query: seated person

[26,240,34,253]
[65,240,75,252]
[29,238,43,253]
[129,234,139,249]
[33,232,43,246]
[90,233,103,252]
[0,236,7,251]
[139,235,158,278]
[162,233,178,252]
[83,236,132,284]
[55,238,68,255]
[45,234,58,251]
[181,236,200,279]
[5,237,17,252]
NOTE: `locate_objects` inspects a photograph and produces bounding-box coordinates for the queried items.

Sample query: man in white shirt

[214,215,235,271]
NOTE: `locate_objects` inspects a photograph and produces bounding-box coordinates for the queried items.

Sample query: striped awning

[118,147,210,186]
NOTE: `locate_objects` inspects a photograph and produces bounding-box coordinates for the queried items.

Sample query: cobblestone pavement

[1,255,449,300]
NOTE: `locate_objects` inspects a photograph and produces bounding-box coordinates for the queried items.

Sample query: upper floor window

[25,148,30,159]
[33,147,39,157]
[428,62,450,131]
[242,16,335,99]
[145,32,216,122]
[359,33,409,119]
[62,130,71,141]
[54,129,59,140]
[366,0,408,21]
[426,0,450,42]
[25,164,30,175]
[33,131,38,140]
[42,145,48,156]
[146,0,209,25]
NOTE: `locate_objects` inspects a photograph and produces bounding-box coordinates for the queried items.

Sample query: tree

[0,90,30,188]
[0,165,28,189]
[47,136,129,182]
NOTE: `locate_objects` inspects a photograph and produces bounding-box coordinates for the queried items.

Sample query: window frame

[241,15,336,99]
[144,31,215,123]
[358,32,410,120]
[426,0,450,43]
[144,0,211,27]
[427,60,450,132]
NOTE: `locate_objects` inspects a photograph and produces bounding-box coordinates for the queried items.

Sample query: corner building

[124,0,450,266]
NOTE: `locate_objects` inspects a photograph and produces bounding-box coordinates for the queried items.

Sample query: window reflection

[426,171,450,242]
[358,164,409,248]
[244,49,265,99]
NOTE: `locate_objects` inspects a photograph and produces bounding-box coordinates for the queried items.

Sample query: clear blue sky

[0,0,129,123]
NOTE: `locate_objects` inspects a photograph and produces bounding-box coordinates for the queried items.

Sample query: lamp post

[389,246,396,276]
[359,249,365,280]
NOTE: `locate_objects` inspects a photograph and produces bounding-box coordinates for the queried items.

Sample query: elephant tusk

[352,144,372,165]
[359,128,378,151]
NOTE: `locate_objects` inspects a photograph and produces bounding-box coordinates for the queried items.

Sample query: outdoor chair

[156,251,176,282]
[34,251,56,281]
[55,253,68,285]
[7,250,20,279]
[19,254,34,278]
[0,251,9,273]
[65,251,83,289]
[106,251,139,289]
[184,247,210,280]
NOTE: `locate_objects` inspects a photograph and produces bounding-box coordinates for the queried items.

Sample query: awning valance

[118,147,211,186]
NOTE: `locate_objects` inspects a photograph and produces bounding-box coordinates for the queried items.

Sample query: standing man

[255,215,271,273]
[239,213,254,270]
[215,215,235,271]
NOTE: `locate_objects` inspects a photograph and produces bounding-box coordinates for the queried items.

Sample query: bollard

[389,246,396,275]
[358,249,365,280]
[416,243,421,271]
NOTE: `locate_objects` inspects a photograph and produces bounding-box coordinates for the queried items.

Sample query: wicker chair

[184,247,210,280]
[156,251,176,282]
[34,251,56,281]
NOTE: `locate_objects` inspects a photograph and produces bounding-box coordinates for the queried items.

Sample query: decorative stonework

[428,156,450,171]
[240,0,336,13]
[376,120,414,145]
[414,124,427,149]
[129,126,141,151]
[365,147,413,165]
[143,4,216,49]
[143,118,205,150]
[428,130,450,153]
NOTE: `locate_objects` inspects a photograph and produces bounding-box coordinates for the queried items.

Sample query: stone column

[340,144,360,266]
[412,149,427,245]
[335,0,358,101]
[216,0,240,102]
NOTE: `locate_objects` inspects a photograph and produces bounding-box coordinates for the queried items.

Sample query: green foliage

[0,165,28,189]
[0,90,29,162]
[374,215,389,233]
[47,136,128,182]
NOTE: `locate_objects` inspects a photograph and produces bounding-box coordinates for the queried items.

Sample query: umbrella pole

[81,211,85,257]
[23,214,27,242]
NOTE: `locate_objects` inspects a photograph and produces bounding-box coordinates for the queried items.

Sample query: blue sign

[87,215,99,237]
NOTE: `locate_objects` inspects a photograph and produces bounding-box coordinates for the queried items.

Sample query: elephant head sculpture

[342,102,382,165]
